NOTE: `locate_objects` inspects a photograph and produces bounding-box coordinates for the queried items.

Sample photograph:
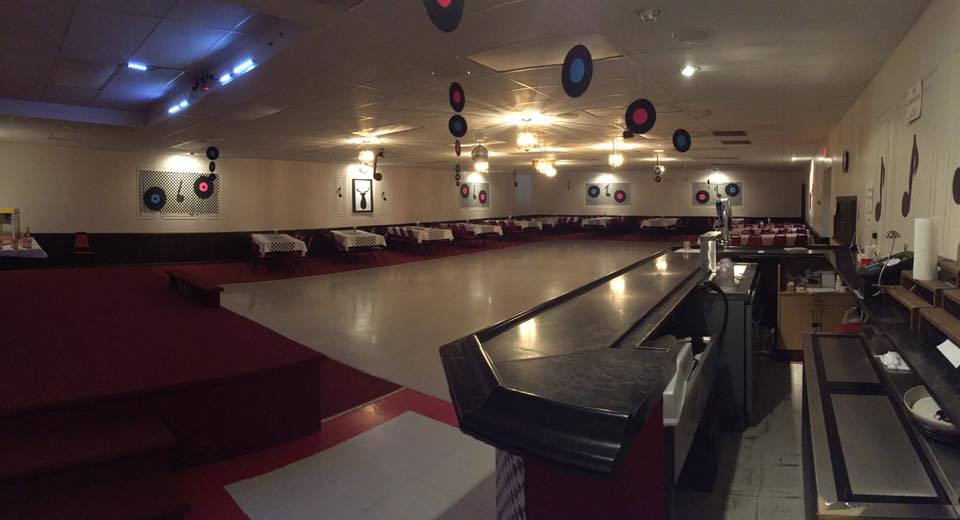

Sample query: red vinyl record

[625,99,656,135]
[455,140,461,156]
[460,184,470,198]
[449,82,465,112]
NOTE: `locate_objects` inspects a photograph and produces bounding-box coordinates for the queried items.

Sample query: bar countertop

[439,249,707,474]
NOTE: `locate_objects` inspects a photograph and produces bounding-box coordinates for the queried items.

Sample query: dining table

[732,233,803,247]
[0,237,48,259]
[537,216,560,227]
[640,217,680,229]
[390,226,454,244]
[581,216,614,228]
[251,233,308,255]
[331,230,387,250]
[506,219,543,231]
[462,223,503,236]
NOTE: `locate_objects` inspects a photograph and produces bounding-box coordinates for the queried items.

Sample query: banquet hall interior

[4,0,960,519]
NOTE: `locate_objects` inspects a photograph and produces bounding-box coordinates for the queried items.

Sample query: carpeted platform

[0,265,398,466]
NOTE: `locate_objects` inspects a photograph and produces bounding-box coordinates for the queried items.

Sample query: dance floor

[221,240,668,399]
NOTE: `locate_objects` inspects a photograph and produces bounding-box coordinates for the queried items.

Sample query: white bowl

[904,385,960,436]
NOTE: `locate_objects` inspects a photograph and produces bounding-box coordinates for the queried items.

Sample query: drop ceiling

[0,0,930,174]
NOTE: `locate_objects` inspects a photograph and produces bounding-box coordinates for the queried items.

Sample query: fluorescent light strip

[127,61,149,71]
[219,73,233,85]
[232,59,255,76]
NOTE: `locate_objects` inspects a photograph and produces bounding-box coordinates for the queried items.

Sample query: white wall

[532,167,807,219]
[0,141,534,233]
[813,0,960,260]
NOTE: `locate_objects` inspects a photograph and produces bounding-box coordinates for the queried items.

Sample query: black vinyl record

[842,151,850,173]
[561,44,593,98]
[587,185,601,198]
[455,163,461,173]
[460,184,470,198]
[422,0,463,32]
[455,140,461,156]
[725,183,741,197]
[194,176,215,199]
[209,161,216,172]
[205,146,220,161]
[449,82,465,112]
[953,167,960,205]
[625,99,656,134]
[672,129,691,153]
[695,190,711,205]
[455,173,461,181]
[655,175,662,183]
[448,115,467,138]
[478,190,488,204]
[143,187,167,211]
[614,190,627,203]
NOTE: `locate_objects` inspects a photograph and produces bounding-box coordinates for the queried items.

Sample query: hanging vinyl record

[455,140,461,156]
[455,163,461,173]
[561,44,593,98]
[725,183,741,197]
[206,146,220,161]
[695,190,711,205]
[448,115,468,138]
[842,151,850,173]
[422,0,463,32]
[208,161,216,173]
[655,175,662,183]
[625,99,656,135]
[455,173,461,181]
[142,187,167,211]
[194,176,215,199]
[460,184,470,198]
[449,82,465,112]
[478,190,488,204]
[953,167,960,205]
[587,185,601,198]
[672,129,691,153]
[614,190,627,203]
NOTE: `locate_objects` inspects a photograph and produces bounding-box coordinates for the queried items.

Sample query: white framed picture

[352,178,374,213]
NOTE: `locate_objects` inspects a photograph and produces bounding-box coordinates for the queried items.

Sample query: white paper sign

[906,81,922,123]
[937,339,960,369]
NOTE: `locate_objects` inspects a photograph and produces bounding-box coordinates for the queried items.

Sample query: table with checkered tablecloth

[509,219,543,231]
[331,230,387,250]
[581,216,613,228]
[462,223,503,236]
[251,233,308,254]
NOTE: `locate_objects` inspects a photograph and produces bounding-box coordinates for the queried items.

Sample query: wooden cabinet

[777,263,858,351]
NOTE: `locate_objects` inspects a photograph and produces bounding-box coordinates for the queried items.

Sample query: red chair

[72,232,95,265]
[747,234,763,247]
[794,234,808,247]
[730,235,742,246]
[772,234,787,247]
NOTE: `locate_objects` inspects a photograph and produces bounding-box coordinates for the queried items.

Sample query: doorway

[821,168,833,235]
[834,196,857,246]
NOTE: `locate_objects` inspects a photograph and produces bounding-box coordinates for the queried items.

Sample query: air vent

[711,130,748,137]
[719,140,752,145]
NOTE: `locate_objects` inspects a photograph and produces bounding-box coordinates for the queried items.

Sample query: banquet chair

[72,232,95,266]
[250,235,268,273]
[747,234,763,247]
[795,234,808,247]
[772,234,787,248]
[730,235,742,246]
[295,232,313,273]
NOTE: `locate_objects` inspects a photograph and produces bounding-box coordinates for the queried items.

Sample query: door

[821,168,833,235]
[833,196,858,246]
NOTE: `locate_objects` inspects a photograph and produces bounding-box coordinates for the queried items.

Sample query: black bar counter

[439,249,707,474]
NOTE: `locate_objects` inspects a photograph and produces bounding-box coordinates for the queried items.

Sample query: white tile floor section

[226,412,496,520]
[675,359,806,520]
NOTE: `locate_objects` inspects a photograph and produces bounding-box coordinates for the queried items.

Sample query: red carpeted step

[0,472,188,520]
[0,419,175,502]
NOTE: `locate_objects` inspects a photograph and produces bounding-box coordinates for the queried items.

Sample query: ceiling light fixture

[608,137,624,169]
[516,118,539,152]
[472,141,490,173]
[534,158,557,177]
[681,65,700,77]
[127,61,149,71]
[232,58,256,76]
[636,8,662,22]
[358,149,376,165]
[219,73,233,85]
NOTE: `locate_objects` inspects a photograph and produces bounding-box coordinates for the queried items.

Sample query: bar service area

[441,188,960,519]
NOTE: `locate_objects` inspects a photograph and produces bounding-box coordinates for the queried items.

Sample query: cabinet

[777,265,857,351]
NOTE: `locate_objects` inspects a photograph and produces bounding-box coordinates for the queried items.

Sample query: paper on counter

[937,339,960,369]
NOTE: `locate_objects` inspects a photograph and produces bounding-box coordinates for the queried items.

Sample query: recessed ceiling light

[127,61,149,71]
[681,65,700,77]
[636,8,662,22]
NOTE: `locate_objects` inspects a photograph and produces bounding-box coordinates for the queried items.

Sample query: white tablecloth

[462,223,503,236]
[641,217,680,229]
[508,220,542,230]
[392,226,454,244]
[0,237,47,259]
[252,233,308,254]
[332,230,386,250]
[537,217,560,227]
[582,217,613,228]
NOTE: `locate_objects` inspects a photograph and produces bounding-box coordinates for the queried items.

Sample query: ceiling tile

[60,5,159,63]
[0,48,58,100]
[43,84,100,104]
[51,58,117,88]
[80,0,177,18]
[165,0,253,31]
[133,19,230,70]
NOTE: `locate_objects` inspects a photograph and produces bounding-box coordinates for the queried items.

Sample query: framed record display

[691,182,744,207]
[585,183,630,206]
[352,178,374,213]
[138,170,220,219]
[460,183,489,209]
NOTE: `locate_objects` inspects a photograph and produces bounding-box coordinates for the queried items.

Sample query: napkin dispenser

[699,231,721,272]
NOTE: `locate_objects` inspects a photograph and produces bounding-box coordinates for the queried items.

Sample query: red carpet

[1,265,398,466]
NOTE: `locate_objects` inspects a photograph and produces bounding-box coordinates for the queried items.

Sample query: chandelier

[533,158,557,177]
[358,149,376,165]
[516,118,539,152]
[471,142,489,172]
[608,137,624,169]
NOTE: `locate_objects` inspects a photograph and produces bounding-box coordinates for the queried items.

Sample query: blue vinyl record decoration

[561,45,593,98]
[448,115,468,138]
[142,187,166,212]
[672,129,691,153]
[422,0,463,32]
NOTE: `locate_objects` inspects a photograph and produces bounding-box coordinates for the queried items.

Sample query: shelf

[902,271,955,307]
[920,308,960,347]
[887,286,933,332]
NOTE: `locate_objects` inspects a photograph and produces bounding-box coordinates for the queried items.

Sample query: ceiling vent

[711,130,748,137]
[719,139,752,145]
